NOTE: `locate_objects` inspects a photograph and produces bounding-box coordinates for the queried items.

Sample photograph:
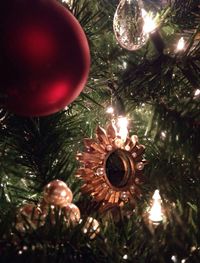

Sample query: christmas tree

[0,0,200,262]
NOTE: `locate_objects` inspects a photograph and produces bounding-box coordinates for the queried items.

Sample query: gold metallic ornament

[62,203,81,225]
[43,179,73,207]
[16,203,45,230]
[39,200,80,226]
[76,121,146,212]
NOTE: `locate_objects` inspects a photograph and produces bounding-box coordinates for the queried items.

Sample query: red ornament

[0,0,90,116]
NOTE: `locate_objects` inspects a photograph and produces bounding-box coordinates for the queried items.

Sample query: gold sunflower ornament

[76,118,146,212]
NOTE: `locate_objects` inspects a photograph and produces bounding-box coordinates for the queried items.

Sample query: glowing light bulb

[194,89,200,98]
[171,255,178,263]
[142,9,157,34]
[106,106,114,114]
[176,37,185,51]
[62,0,73,7]
[149,189,163,224]
[117,116,128,141]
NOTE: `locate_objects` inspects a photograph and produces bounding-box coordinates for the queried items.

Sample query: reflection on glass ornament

[113,0,149,51]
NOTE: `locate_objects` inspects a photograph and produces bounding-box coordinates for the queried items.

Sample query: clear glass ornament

[113,0,149,51]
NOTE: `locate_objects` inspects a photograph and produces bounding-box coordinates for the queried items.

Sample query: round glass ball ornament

[0,0,90,116]
[16,203,45,230]
[113,0,149,51]
[43,180,73,207]
[62,203,81,225]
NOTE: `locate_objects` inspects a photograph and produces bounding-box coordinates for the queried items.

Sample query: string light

[176,37,185,51]
[122,61,127,69]
[142,9,157,34]
[149,189,163,224]
[194,89,200,98]
[106,106,114,114]
[160,131,167,140]
[62,0,73,8]
[117,116,129,141]
[123,254,128,260]
[62,0,72,3]
[171,255,178,263]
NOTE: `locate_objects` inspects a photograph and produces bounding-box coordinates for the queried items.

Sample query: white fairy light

[176,37,185,51]
[171,255,178,263]
[149,189,163,224]
[62,0,73,8]
[194,89,200,98]
[106,106,114,114]
[62,0,72,3]
[117,116,128,141]
[122,61,127,69]
[161,131,167,140]
[123,254,128,260]
[142,9,157,34]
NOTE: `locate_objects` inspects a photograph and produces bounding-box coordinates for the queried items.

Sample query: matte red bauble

[0,0,90,116]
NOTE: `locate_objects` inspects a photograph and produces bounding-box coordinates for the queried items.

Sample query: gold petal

[92,185,104,195]
[90,142,106,154]
[88,163,102,170]
[94,187,108,201]
[91,178,105,187]
[108,192,116,204]
[82,152,104,163]
[106,123,117,140]
[81,184,94,194]
[82,176,95,183]
[84,138,96,149]
[99,203,115,213]
[125,137,137,152]
[114,192,120,203]
[96,126,110,146]
[77,168,93,177]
